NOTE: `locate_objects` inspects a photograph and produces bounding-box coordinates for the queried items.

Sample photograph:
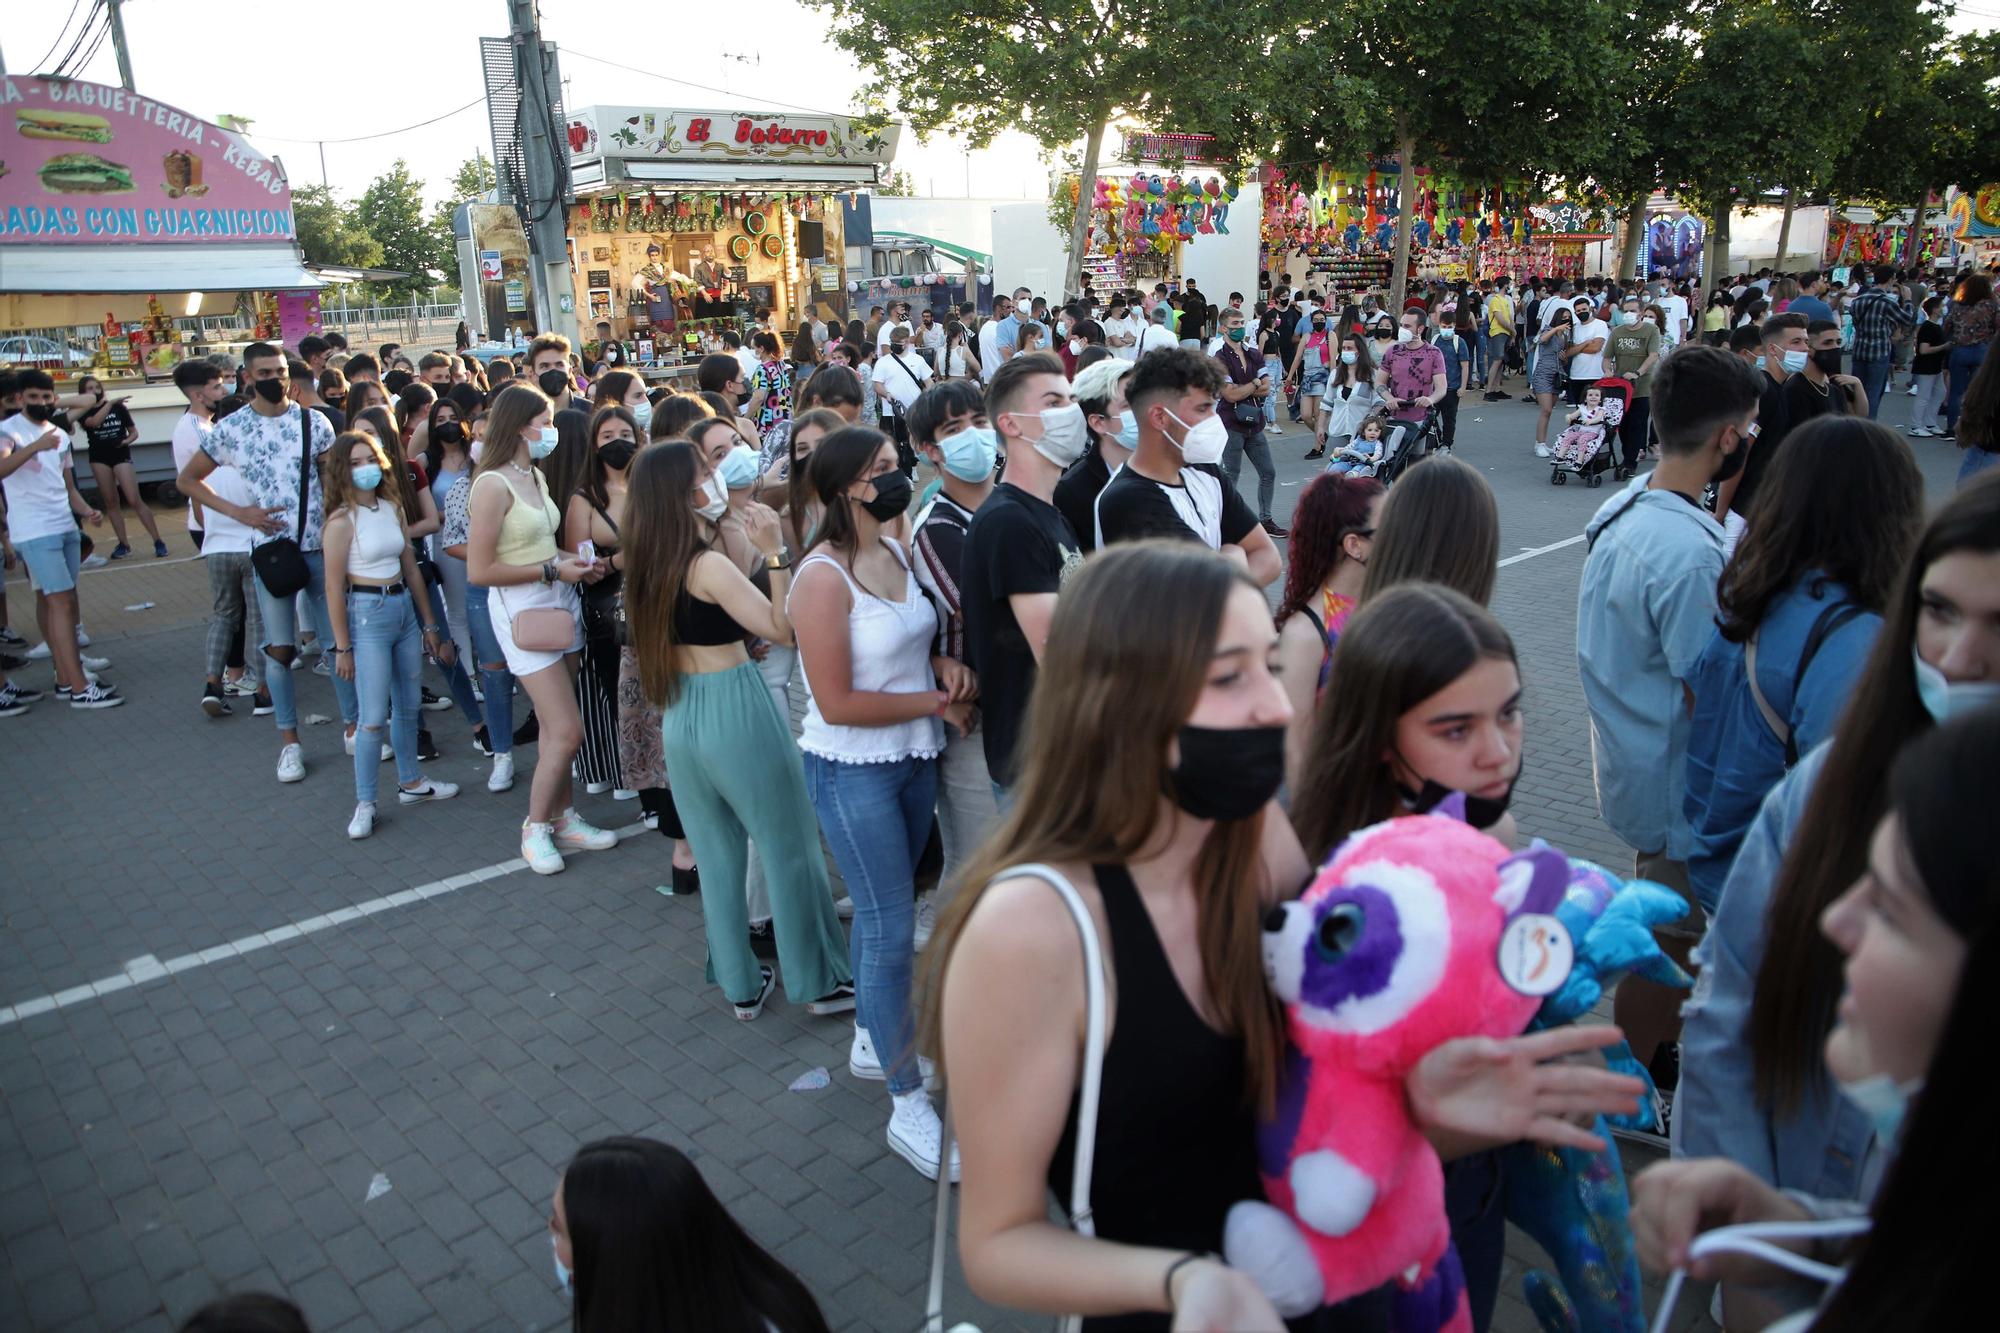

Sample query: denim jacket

[1674,743,1878,1202]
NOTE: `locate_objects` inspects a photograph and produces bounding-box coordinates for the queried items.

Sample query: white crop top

[346,501,407,580]
[791,539,945,764]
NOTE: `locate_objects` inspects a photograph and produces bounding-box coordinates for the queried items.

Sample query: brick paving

[2,384,1963,1331]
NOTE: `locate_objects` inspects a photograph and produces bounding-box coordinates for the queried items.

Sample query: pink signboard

[0,76,296,246]
[277,290,322,347]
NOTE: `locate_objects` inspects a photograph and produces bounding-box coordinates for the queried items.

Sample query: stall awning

[0,244,321,295]
[571,159,881,192]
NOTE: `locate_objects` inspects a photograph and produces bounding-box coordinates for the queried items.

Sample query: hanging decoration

[1084,172,1240,262]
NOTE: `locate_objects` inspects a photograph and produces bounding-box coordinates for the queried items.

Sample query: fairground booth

[561,106,898,380]
[0,74,317,486]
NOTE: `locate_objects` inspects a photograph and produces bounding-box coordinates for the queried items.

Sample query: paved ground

[1,379,1964,1332]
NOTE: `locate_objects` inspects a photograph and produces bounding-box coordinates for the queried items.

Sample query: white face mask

[1019,403,1088,467]
[1912,645,2000,722]
[631,400,653,431]
[1164,408,1228,466]
[696,471,728,520]
[1396,327,1416,343]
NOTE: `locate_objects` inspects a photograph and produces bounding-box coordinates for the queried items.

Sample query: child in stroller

[1550,378,1629,487]
[1325,411,1392,477]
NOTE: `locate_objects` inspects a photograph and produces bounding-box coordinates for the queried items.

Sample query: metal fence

[1,304,467,370]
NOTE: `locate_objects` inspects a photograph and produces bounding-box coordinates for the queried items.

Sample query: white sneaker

[552,809,619,851]
[886,1091,959,1182]
[487,752,516,792]
[397,777,459,804]
[914,895,938,950]
[521,822,564,875]
[79,554,109,570]
[276,743,306,783]
[342,729,393,761]
[1910,425,1935,437]
[80,654,111,672]
[26,641,50,661]
[1534,443,1552,458]
[612,787,638,800]
[1907,384,1919,395]
[584,780,613,795]
[312,658,331,677]
[851,1026,938,1087]
[346,802,376,840]
[834,895,856,920]
[75,628,90,647]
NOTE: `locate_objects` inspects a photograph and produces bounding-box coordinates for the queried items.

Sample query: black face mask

[597,439,637,472]
[858,468,913,521]
[434,420,465,447]
[1811,347,1844,376]
[22,402,54,423]
[1169,724,1285,822]
[1397,768,1519,832]
[538,369,570,399]
[251,378,288,405]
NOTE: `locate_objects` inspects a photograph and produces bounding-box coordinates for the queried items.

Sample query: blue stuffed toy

[1504,850,1692,1333]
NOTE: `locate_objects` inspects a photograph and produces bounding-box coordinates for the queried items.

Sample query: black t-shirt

[81,401,133,451]
[1180,291,1209,338]
[1782,371,1849,433]
[1914,320,1947,376]
[310,403,347,433]
[1053,445,1114,555]
[1735,371,1794,516]
[1095,461,1256,553]
[960,483,1081,785]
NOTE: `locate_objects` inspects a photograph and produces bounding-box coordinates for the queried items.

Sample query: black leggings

[638,786,684,840]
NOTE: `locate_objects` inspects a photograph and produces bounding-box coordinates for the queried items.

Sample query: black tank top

[1046,863,1260,1332]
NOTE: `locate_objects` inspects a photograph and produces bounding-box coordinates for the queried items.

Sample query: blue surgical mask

[1780,349,1810,374]
[1115,409,1141,450]
[1839,1072,1921,1146]
[940,424,998,482]
[1912,646,2000,722]
[529,425,560,460]
[719,444,760,490]
[552,1233,572,1294]
[351,463,383,492]
[631,400,653,432]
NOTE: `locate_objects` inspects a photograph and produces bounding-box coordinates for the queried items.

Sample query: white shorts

[486,580,582,677]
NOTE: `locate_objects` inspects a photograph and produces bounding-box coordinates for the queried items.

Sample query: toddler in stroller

[1550,379,1628,487]
[1325,411,1391,477]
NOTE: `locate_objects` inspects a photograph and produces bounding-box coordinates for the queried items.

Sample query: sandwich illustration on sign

[38,153,135,194]
[17,111,115,144]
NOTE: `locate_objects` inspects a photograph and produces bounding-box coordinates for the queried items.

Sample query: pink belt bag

[497,582,576,652]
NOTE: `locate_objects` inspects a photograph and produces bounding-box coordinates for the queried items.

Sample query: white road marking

[1498,533,1586,567]
[0,823,648,1028]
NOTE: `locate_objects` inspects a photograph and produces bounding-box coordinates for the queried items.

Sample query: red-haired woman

[1273,471,1384,790]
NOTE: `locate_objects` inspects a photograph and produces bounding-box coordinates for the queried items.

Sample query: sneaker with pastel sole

[521,822,564,875]
[552,810,618,851]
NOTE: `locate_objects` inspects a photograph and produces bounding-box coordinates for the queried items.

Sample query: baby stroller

[1377,408,1441,486]
[1549,376,1631,489]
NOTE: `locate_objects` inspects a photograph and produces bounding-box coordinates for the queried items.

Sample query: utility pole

[508,0,577,345]
[107,0,136,91]
[318,142,329,189]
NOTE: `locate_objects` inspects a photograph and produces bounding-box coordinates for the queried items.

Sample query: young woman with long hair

[747,331,794,444]
[648,390,716,448]
[1310,332,1377,462]
[1943,271,1997,439]
[1636,708,2000,1332]
[553,1136,830,1333]
[1676,473,2000,1221]
[321,431,458,840]
[1357,455,1499,607]
[465,384,619,874]
[944,319,981,383]
[621,442,854,1020]
[589,368,653,439]
[1683,418,1923,915]
[792,426,969,1178]
[1273,472,1384,790]
[925,547,1638,1331]
[564,407,634,802]
[436,420,518,792]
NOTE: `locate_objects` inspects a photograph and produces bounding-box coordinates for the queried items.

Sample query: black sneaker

[70,682,125,710]
[0,683,35,717]
[1261,518,1289,538]
[420,686,452,712]
[1520,393,1537,403]
[1,682,42,704]
[471,725,494,757]
[416,729,440,762]
[1612,1041,1680,1151]
[805,982,857,1016]
[201,683,230,718]
[513,713,540,746]
[0,653,26,672]
[748,917,776,959]
[732,964,776,1021]
[251,689,274,716]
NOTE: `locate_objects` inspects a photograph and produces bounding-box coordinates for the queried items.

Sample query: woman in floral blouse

[747,332,793,443]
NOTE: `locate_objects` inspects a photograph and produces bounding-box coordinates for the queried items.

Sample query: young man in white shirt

[1564,296,1612,404]
[874,300,915,350]
[0,370,119,708]
[872,330,933,460]
[976,294,1015,369]
[1134,306,1179,356]
[172,360,269,717]
[1103,296,1142,360]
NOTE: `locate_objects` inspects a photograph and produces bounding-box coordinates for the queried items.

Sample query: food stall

[0,73,316,489]
[561,106,898,384]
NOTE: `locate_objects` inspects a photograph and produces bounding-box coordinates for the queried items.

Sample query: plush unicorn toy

[1225,813,1576,1331]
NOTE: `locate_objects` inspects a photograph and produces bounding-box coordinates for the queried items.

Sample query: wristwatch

[765,546,792,571]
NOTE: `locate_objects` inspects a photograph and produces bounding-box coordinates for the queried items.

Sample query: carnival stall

[1946,186,2000,269]
[0,73,317,486]
[1826,201,1952,271]
[562,106,897,375]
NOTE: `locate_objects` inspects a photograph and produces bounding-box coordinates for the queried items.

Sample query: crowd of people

[2,256,1997,1333]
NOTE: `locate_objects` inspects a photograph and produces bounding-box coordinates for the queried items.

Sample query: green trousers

[661,662,852,1004]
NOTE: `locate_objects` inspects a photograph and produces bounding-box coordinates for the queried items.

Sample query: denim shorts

[17,529,81,595]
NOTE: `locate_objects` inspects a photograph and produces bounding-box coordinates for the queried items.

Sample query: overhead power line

[250,94,488,146]
[560,46,862,120]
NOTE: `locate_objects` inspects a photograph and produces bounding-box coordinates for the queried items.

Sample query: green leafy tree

[1242,0,1630,308]
[1561,29,1693,279]
[356,159,453,302]
[448,153,495,203]
[877,169,917,197]
[801,0,1262,299]
[292,184,385,270]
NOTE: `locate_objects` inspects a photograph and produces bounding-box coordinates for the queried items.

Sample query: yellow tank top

[473,469,560,566]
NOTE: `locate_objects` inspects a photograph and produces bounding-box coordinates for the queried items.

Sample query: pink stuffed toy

[1224,812,1574,1329]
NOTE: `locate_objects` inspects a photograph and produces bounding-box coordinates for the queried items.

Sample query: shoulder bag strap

[1746,601,1862,767]
[928,861,1107,1333]
[296,407,312,542]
